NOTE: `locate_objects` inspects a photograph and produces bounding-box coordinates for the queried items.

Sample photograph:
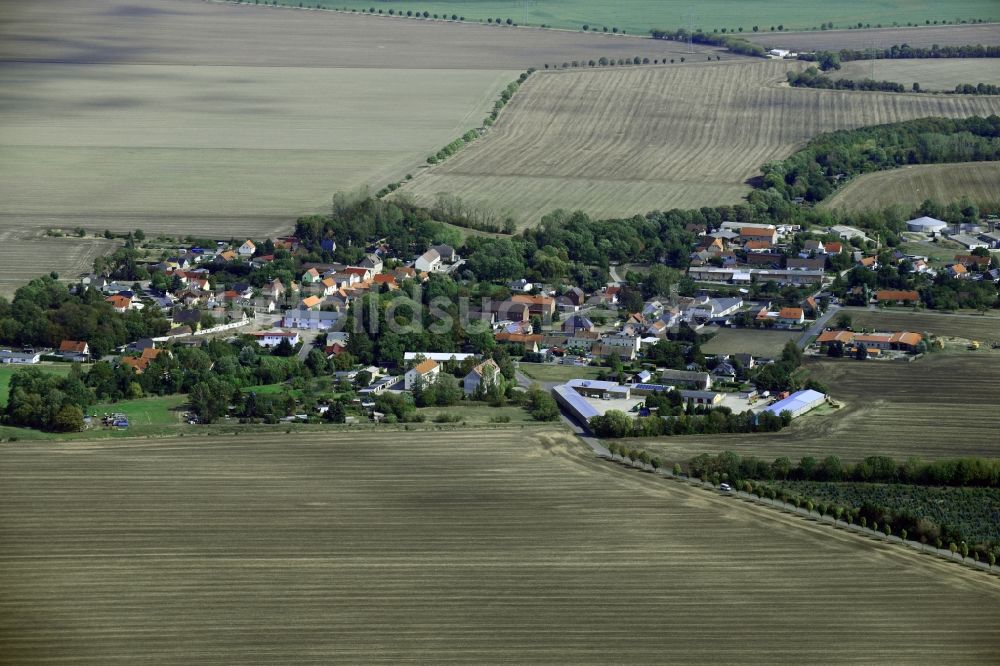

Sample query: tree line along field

[823,162,1000,214]
[324,1,998,35]
[403,60,1000,227]
[631,351,1000,467]
[837,59,1000,91]
[3,428,1000,662]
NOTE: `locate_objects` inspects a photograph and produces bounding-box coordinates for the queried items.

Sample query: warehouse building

[762,389,826,419]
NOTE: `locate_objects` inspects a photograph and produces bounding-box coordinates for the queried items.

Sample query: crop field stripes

[403,60,1000,226]
[3,429,1000,661]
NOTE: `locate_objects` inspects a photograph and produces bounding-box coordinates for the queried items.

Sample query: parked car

[719,483,732,492]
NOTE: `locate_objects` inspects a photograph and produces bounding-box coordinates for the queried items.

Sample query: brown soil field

[845,307,1000,341]
[404,60,1000,226]
[0,0,729,70]
[824,162,1000,213]
[2,428,999,662]
[633,351,1000,466]
[746,23,1000,50]
[0,228,119,297]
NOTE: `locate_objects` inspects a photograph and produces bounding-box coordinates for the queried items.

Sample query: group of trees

[0,276,169,355]
[760,115,1000,203]
[3,367,93,432]
[589,404,790,439]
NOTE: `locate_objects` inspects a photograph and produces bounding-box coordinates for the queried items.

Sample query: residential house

[432,244,458,264]
[689,297,743,321]
[659,369,712,390]
[562,314,595,334]
[415,248,442,273]
[372,274,397,290]
[493,300,531,322]
[463,359,501,396]
[58,340,90,361]
[120,348,171,375]
[558,286,586,311]
[857,256,878,270]
[301,295,323,310]
[282,309,341,330]
[238,240,256,257]
[801,239,825,255]
[591,343,637,361]
[786,257,825,272]
[404,359,440,391]
[343,266,373,283]
[106,294,132,313]
[493,333,542,352]
[875,290,920,306]
[739,227,778,245]
[948,263,969,279]
[216,250,237,263]
[508,278,533,293]
[778,307,805,326]
[954,255,990,269]
[360,254,383,273]
[744,239,773,253]
[511,294,556,318]
[262,278,286,300]
[0,349,42,364]
[745,253,784,268]
[249,330,300,348]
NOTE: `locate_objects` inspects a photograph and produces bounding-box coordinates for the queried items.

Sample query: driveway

[797,304,840,349]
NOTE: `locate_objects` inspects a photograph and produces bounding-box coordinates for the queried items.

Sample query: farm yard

[3,428,1000,662]
[844,308,1000,342]
[633,351,1000,466]
[824,162,1000,213]
[838,58,1000,91]
[702,327,801,358]
[746,23,1000,50]
[402,60,1000,227]
[0,228,119,296]
[325,1,998,36]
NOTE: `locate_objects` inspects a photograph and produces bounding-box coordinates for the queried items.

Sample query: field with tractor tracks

[631,351,1000,466]
[402,60,1000,227]
[2,428,1000,662]
[824,162,1000,213]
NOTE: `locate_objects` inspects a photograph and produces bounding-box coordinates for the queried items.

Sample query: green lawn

[519,362,604,384]
[326,1,998,34]
[0,363,74,406]
[89,394,188,427]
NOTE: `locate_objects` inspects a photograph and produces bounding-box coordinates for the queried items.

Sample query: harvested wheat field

[0,0,728,244]
[844,308,1000,341]
[746,23,1000,51]
[2,428,999,662]
[634,351,1000,466]
[838,58,1000,91]
[824,161,1000,213]
[404,60,1000,226]
[0,228,119,296]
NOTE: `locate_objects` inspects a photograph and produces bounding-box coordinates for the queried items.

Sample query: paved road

[796,304,840,349]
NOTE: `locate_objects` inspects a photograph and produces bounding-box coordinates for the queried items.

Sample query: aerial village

[1,210,997,431]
